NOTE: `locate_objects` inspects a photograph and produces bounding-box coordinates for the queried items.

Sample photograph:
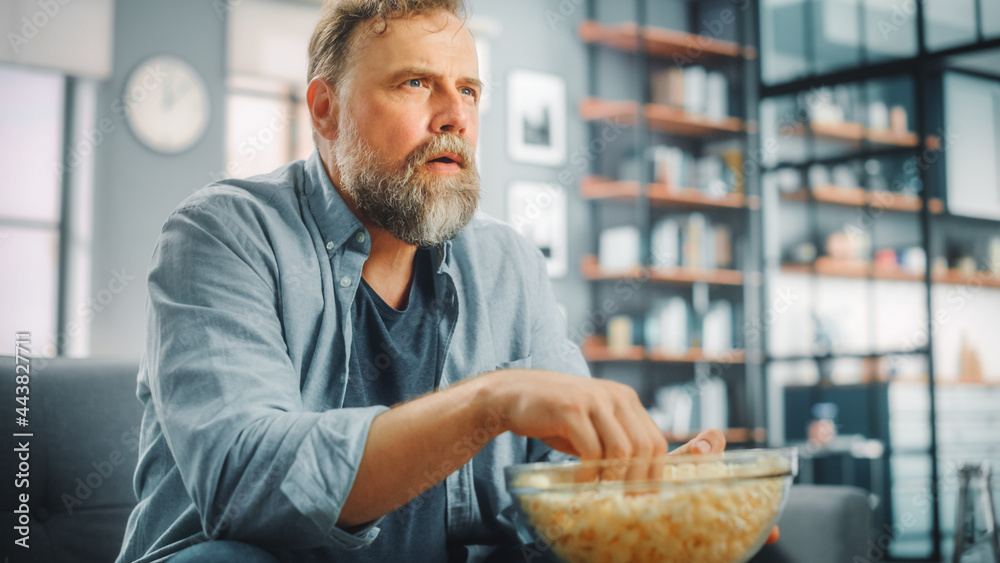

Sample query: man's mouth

[424,152,464,173]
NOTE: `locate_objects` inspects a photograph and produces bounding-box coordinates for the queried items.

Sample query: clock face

[124,55,210,154]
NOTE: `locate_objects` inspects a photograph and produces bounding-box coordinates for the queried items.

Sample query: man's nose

[430,89,471,135]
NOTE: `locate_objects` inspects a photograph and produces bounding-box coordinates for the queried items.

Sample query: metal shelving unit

[581,0,765,447]
[754,1,1000,560]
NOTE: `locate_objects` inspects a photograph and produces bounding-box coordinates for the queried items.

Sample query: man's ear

[307,76,339,141]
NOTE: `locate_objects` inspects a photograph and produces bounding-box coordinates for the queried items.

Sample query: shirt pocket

[495,356,532,371]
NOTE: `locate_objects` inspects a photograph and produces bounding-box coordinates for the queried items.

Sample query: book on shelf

[597,225,640,272]
[652,213,734,271]
[683,66,707,115]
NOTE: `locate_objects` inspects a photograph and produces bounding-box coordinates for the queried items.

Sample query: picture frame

[506,69,567,166]
[506,181,568,278]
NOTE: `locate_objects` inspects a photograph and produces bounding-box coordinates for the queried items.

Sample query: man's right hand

[477,369,669,461]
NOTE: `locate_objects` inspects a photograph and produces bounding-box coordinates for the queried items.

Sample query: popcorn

[514,456,790,563]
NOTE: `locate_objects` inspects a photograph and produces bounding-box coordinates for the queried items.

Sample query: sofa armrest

[750,485,873,563]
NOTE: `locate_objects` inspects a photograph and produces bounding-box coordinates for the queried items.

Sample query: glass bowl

[504,448,798,563]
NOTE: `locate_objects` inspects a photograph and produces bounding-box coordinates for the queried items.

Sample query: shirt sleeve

[144,198,385,550]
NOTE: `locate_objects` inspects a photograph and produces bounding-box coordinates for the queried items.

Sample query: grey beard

[335,126,480,248]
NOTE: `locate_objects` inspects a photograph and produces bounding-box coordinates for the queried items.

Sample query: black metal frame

[755,1,1000,560]
[582,0,764,445]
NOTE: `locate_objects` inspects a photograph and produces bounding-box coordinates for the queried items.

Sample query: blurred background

[1,0,998,560]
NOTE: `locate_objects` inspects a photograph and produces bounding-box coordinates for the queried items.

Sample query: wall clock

[124,55,210,154]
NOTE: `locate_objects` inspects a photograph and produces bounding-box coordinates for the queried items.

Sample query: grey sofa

[0,355,872,562]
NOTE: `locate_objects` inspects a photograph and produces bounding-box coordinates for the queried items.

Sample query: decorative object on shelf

[705,71,729,121]
[808,164,831,188]
[646,297,690,355]
[868,101,889,131]
[606,315,634,353]
[831,164,859,188]
[959,334,984,383]
[956,256,978,277]
[702,300,734,355]
[597,225,640,273]
[506,69,566,166]
[889,105,908,135]
[651,217,680,269]
[901,247,926,275]
[989,237,1000,275]
[506,181,567,278]
[124,54,210,154]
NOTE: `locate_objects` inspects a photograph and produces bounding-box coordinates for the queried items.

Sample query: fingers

[669,428,727,456]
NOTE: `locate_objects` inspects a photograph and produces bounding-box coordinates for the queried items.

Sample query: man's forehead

[355,11,476,57]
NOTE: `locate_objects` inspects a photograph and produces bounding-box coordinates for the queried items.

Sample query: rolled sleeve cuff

[279,404,390,549]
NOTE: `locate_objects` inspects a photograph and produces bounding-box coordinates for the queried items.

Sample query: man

[116,1,727,562]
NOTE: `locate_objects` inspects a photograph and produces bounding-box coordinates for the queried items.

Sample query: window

[0,64,65,356]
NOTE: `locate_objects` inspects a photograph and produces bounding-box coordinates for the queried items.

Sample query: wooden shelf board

[645,103,744,136]
[580,177,640,202]
[583,256,743,285]
[872,265,924,282]
[780,122,929,148]
[582,337,745,364]
[578,20,754,60]
[581,178,746,209]
[580,98,744,137]
[781,186,944,213]
[648,184,746,208]
[648,348,745,364]
[814,257,871,278]
[581,255,645,281]
[650,266,743,285]
[933,269,1000,289]
[781,263,1000,287]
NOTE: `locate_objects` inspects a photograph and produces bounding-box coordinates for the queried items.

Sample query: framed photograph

[507,70,566,166]
[507,181,567,278]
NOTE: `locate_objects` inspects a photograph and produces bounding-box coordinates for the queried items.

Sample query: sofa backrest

[1,355,143,563]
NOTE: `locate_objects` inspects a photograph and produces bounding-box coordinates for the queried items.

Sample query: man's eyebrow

[390,66,484,91]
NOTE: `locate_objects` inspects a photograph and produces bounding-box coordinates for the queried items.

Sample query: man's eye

[407,78,423,88]
[461,87,477,98]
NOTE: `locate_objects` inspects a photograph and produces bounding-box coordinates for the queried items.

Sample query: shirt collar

[302,149,454,270]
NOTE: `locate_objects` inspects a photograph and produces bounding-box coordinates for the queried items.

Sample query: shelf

[779,185,944,213]
[781,259,909,280]
[648,347,745,364]
[769,349,928,362]
[932,269,1000,289]
[578,20,755,61]
[782,262,1000,288]
[582,176,751,209]
[582,255,744,286]
[580,98,746,137]
[779,121,934,148]
[582,336,745,364]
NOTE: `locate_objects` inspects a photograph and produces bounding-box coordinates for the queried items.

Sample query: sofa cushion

[751,484,873,563]
[1,355,142,563]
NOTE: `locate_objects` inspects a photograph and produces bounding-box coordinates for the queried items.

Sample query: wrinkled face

[333,10,481,247]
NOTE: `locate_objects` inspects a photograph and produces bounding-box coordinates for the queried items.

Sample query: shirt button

[339,276,352,288]
[326,241,335,251]
[355,231,366,244]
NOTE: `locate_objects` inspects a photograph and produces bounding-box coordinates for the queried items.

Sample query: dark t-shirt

[342,248,454,562]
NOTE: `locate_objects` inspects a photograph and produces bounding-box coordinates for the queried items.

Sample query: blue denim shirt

[115,151,589,563]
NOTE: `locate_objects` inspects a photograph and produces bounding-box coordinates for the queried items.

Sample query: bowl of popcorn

[505,448,797,563]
